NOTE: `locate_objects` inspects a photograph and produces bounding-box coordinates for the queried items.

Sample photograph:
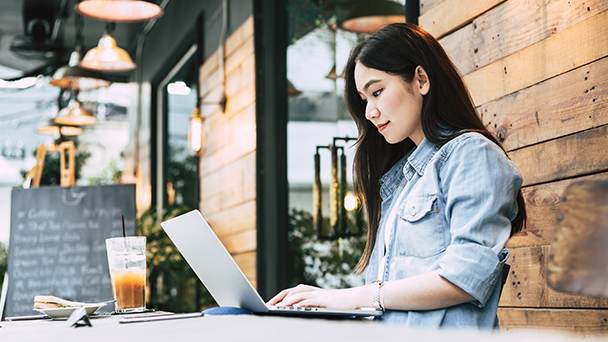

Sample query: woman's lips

[377,122,389,133]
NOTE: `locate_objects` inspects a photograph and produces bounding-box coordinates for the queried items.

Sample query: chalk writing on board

[3,184,137,318]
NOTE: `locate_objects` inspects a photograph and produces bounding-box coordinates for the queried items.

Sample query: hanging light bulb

[341,0,405,33]
[75,0,164,23]
[187,102,204,157]
[80,33,136,72]
[55,99,97,126]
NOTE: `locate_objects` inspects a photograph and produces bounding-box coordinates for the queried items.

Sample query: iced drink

[106,236,146,313]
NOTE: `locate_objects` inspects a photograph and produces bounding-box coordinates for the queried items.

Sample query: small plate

[34,303,108,319]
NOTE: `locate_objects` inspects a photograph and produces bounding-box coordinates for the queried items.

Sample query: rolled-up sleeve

[436,133,522,307]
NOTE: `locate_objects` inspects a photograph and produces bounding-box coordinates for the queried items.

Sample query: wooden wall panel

[198,16,257,286]
[419,0,444,16]
[205,200,256,238]
[480,56,608,151]
[440,0,608,76]
[508,172,608,249]
[419,0,504,38]
[509,125,608,187]
[426,0,608,334]
[234,251,257,284]
[203,103,256,168]
[202,152,256,213]
[500,246,608,308]
[464,10,608,106]
[497,308,608,336]
[219,229,257,254]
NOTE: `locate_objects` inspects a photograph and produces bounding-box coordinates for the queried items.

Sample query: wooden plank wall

[419,0,608,336]
[198,16,257,287]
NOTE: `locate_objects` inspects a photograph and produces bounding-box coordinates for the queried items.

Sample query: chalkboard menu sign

[3,184,137,318]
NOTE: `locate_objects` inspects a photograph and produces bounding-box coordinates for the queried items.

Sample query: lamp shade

[50,50,111,90]
[55,99,97,126]
[341,0,405,33]
[80,33,136,72]
[75,0,164,23]
[37,119,84,136]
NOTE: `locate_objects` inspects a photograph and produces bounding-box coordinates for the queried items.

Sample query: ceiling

[0,0,141,81]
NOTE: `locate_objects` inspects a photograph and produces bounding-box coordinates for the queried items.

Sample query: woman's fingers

[267,288,293,305]
[267,284,318,305]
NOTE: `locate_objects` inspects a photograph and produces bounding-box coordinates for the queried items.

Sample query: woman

[268,23,526,329]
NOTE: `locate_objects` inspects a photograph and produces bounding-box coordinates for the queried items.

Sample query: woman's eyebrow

[362,79,381,92]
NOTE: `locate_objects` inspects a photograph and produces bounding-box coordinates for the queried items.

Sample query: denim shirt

[365,132,522,329]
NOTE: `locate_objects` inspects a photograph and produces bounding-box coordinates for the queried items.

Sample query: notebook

[160,209,382,318]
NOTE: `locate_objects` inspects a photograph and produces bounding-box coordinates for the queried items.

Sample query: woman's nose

[365,105,379,121]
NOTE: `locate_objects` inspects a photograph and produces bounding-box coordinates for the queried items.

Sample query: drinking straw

[121,214,126,238]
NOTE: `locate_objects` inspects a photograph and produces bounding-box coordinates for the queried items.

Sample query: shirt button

[409,206,417,216]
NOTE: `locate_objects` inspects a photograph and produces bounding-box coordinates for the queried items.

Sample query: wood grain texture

[546,180,608,298]
[480,56,608,151]
[199,16,254,78]
[419,0,504,38]
[204,200,256,238]
[200,36,254,99]
[500,245,608,308]
[441,0,608,76]
[439,23,475,76]
[509,125,608,187]
[507,172,608,248]
[197,15,257,286]
[202,152,256,213]
[497,308,608,336]
[219,229,257,255]
[464,10,608,106]
[234,251,257,284]
[419,0,445,16]
[203,103,256,169]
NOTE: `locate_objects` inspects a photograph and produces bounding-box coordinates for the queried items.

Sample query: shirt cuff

[437,244,507,308]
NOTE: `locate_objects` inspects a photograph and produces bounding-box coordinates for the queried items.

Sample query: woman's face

[354,62,429,145]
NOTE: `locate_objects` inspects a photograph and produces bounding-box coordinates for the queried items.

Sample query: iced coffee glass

[105,236,146,313]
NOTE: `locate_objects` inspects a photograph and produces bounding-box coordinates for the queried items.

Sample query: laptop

[160,209,382,318]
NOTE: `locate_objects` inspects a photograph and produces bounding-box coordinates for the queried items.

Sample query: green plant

[288,208,366,289]
[0,241,7,290]
[88,158,123,185]
[138,206,215,313]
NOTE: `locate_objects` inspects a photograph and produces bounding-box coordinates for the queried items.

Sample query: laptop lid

[161,210,382,317]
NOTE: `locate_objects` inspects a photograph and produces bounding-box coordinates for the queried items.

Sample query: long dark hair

[344,23,526,274]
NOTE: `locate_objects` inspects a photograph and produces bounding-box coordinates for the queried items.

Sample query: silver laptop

[161,209,382,318]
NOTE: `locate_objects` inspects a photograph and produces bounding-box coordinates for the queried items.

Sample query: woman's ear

[415,66,430,96]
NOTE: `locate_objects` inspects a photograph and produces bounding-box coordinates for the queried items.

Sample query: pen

[5,314,51,321]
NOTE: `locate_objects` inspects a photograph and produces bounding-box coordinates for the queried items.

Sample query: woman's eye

[361,99,368,106]
[372,89,382,97]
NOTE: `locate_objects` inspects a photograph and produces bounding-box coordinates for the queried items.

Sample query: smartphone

[118,312,204,324]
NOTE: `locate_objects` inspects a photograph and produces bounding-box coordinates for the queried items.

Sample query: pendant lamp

[55,99,97,126]
[325,64,338,81]
[187,103,205,157]
[50,50,111,90]
[37,119,84,136]
[75,0,164,23]
[80,33,136,72]
[341,0,405,33]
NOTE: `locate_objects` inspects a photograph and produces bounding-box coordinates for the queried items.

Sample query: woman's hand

[267,284,370,310]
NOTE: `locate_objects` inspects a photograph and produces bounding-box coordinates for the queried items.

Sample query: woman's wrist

[380,282,386,310]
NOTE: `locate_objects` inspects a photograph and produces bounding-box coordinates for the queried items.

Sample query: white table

[0,312,599,342]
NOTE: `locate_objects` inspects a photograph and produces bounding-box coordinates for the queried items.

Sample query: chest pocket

[396,194,445,258]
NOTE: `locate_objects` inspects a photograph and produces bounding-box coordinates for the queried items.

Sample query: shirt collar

[406,137,438,178]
